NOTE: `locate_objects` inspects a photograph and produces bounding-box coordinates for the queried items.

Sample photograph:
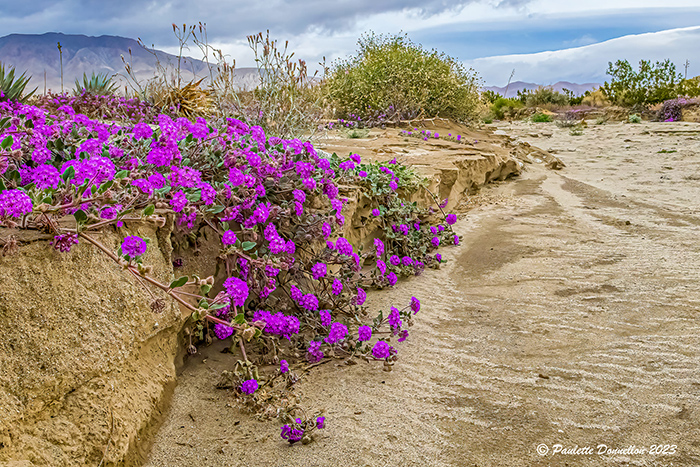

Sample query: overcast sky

[1,0,699,85]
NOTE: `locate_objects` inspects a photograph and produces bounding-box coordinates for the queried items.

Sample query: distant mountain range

[483,81,600,98]
[0,32,260,93]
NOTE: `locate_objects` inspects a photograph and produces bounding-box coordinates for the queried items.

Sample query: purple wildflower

[214,323,234,340]
[223,277,249,307]
[121,236,147,257]
[372,340,391,359]
[446,213,457,225]
[280,360,289,373]
[332,278,343,295]
[307,341,324,363]
[241,379,258,394]
[358,325,372,342]
[319,310,332,327]
[311,262,327,280]
[325,322,348,344]
[411,296,421,314]
[355,287,366,306]
[0,189,33,218]
[222,230,237,245]
[51,233,79,253]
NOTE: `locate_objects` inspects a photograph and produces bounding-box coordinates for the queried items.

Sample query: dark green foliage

[481,90,502,104]
[600,59,683,108]
[0,62,36,103]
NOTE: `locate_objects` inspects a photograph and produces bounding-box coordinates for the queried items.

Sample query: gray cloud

[0,0,525,46]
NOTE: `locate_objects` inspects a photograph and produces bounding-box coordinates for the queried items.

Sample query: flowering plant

[0,96,460,443]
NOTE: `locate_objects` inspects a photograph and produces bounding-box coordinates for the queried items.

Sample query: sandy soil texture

[145,120,700,466]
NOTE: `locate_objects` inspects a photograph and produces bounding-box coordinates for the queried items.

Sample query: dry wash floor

[146,120,700,466]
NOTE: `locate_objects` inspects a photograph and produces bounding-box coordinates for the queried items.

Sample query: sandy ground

[145,120,700,466]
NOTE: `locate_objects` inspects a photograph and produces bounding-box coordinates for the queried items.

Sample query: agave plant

[0,62,36,103]
[74,72,118,96]
[147,78,212,118]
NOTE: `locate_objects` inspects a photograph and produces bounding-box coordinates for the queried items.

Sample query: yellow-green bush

[490,97,523,119]
[325,33,480,123]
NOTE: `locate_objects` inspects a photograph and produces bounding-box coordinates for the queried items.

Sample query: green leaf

[186,189,201,203]
[1,135,13,149]
[54,138,64,152]
[115,170,129,179]
[98,179,114,194]
[208,205,225,214]
[198,298,209,309]
[0,180,5,192]
[154,186,171,196]
[241,241,256,251]
[233,313,246,325]
[143,204,155,216]
[169,276,188,289]
[209,302,228,310]
[61,165,75,182]
[73,209,87,224]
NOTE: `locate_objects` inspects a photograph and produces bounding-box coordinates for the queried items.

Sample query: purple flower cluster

[325,322,348,344]
[311,262,327,280]
[358,325,372,342]
[241,379,258,394]
[372,340,391,359]
[224,277,249,307]
[51,233,79,253]
[121,235,147,257]
[0,189,33,219]
[214,323,234,340]
[222,230,238,245]
[253,310,300,339]
[307,341,324,363]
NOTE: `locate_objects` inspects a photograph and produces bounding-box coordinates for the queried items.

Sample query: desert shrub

[581,89,609,107]
[0,98,460,444]
[491,97,523,119]
[594,115,609,125]
[569,124,584,136]
[678,77,700,97]
[555,110,582,128]
[0,62,36,103]
[657,97,699,122]
[628,113,642,123]
[74,72,118,96]
[123,24,325,137]
[601,59,683,108]
[325,32,480,123]
[531,112,552,123]
[522,87,569,108]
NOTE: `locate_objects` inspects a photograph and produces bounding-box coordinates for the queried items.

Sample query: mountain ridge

[0,32,260,93]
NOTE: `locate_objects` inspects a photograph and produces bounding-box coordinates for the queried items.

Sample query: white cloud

[467,26,700,85]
